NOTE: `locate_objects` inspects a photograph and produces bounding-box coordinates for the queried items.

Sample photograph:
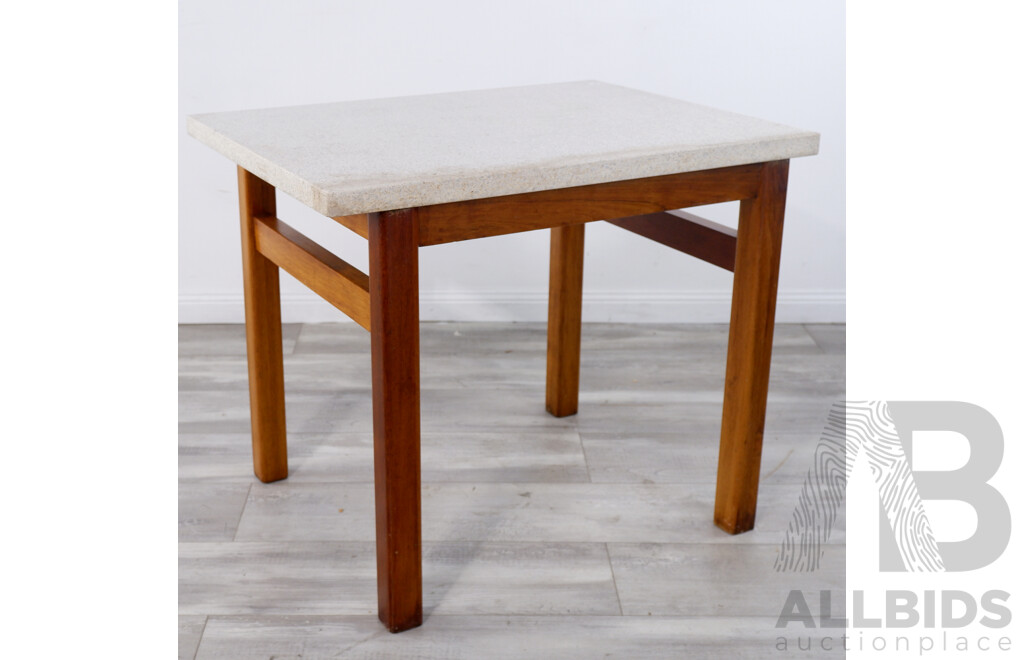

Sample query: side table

[187,81,819,632]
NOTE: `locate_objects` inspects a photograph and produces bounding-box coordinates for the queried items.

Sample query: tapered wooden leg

[237,167,288,483]
[369,209,423,633]
[714,160,789,534]
[546,224,585,417]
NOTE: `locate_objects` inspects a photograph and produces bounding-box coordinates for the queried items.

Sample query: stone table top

[187,81,819,217]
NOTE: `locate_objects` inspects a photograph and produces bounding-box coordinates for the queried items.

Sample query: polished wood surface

[607,210,738,272]
[546,224,586,418]
[714,160,790,534]
[237,167,288,483]
[253,215,371,330]
[416,163,762,246]
[369,208,424,632]
[331,212,369,239]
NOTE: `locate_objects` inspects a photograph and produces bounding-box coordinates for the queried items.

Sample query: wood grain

[237,167,288,483]
[368,208,423,632]
[714,160,790,534]
[416,163,763,246]
[253,215,371,330]
[545,224,585,417]
[331,212,369,239]
[607,210,738,271]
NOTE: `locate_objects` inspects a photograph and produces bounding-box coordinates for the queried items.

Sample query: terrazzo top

[187,81,819,217]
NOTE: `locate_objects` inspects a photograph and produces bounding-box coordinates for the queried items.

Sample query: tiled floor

[179,322,845,659]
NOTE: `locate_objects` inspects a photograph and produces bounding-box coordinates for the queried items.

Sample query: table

[187,81,819,632]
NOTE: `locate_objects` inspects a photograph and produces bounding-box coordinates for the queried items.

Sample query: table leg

[369,209,423,632]
[237,167,288,483]
[714,160,789,534]
[545,223,585,417]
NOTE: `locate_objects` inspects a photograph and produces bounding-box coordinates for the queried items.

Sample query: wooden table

[188,81,819,632]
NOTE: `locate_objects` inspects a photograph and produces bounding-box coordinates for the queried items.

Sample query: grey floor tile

[577,322,817,354]
[417,322,549,355]
[582,431,822,484]
[575,398,838,436]
[180,541,618,616]
[178,323,301,356]
[179,390,839,437]
[179,388,582,435]
[178,615,206,660]
[804,324,846,355]
[195,615,380,659]
[295,321,549,356]
[284,322,826,389]
[179,434,260,483]
[233,482,843,545]
[195,615,834,660]
[178,483,251,541]
[184,349,845,396]
[293,321,372,355]
[179,431,589,484]
[579,352,844,401]
[179,541,376,616]
[295,322,818,356]
[180,321,846,657]
[179,352,548,392]
[608,542,845,617]
[177,390,371,434]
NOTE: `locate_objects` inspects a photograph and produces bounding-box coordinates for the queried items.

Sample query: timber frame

[236,158,790,632]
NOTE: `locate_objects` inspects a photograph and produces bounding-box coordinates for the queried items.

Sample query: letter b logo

[884,401,1010,571]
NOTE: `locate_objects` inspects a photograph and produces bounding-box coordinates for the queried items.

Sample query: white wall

[179,0,844,324]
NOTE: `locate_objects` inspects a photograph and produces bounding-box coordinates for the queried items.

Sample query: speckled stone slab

[187,81,819,217]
